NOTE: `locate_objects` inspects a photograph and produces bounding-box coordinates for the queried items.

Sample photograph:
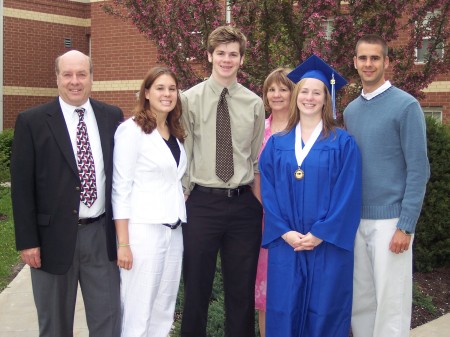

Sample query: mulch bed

[412,265,450,328]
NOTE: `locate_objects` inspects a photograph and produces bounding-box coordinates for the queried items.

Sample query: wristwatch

[399,229,412,235]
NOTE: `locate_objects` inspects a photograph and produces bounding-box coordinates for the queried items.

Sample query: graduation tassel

[331,73,336,120]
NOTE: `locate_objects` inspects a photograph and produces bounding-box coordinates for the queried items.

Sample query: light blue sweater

[344,86,430,233]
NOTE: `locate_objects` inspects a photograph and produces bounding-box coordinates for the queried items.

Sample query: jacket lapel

[91,99,111,175]
[151,131,184,179]
[46,99,78,177]
[177,139,187,180]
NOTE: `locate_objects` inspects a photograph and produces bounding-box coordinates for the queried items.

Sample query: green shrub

[173,257,225,336]
[0,129,14,183]
[412,282,438,317]
[173,256,260,337]
[414,117,450,272]
[0,186,20,291]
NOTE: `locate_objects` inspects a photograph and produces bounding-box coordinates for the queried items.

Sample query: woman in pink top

[254,68,293,337]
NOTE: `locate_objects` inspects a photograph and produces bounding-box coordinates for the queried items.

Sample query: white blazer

[112,118,187,224]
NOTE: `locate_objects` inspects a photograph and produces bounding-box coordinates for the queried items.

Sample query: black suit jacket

[11,98,124,275]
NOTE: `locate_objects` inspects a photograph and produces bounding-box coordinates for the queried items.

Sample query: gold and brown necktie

[215,88,234,182]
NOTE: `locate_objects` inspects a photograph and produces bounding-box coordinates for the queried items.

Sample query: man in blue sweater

[344,34,430,337]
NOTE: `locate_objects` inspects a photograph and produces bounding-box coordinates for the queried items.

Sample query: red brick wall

[94,91,137,118]
[4,0,88,18]
[3,16,89,88]
[3,0,90,128]
[3,0,161,126]
[3,0,448,127]
[90,2,158,81]
[3,96,54,129]
[89,1,160,114]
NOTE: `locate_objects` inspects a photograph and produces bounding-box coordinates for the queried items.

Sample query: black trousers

[181,187,263,337]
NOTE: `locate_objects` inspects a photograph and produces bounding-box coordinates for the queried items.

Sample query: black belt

[162,219,184,230]
[194,184,251,197]
[78,213,105,226]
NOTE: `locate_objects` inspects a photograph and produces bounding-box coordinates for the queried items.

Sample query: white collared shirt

[361,80,392,100]
[59,97,106,218]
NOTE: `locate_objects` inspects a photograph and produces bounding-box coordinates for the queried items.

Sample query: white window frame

[422,106,443,123]
[322,19,334,40]
[178,31,202,62]
[415,11,444,64]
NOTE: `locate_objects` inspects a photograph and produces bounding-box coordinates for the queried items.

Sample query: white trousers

[120,223,183,337]
[352,218,413,337]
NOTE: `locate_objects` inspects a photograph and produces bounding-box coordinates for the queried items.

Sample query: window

[422,106,442,122]
[415,11,444,63]
[178,31,203,61]
[322,19,334,40]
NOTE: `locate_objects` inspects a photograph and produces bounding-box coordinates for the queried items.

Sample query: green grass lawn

[0,186,20,291]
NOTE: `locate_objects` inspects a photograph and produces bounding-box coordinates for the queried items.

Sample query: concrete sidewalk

[0,266,449,337]
[0,265,87,337]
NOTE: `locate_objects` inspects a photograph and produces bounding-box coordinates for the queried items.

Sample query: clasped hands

[282,231,323,251]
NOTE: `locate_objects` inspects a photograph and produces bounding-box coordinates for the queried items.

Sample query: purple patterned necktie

[75,108,97,208]
[216,88,234,182]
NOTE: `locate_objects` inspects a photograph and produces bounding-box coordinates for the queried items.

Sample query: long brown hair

[133,67,185,142]
[285,78,336,138]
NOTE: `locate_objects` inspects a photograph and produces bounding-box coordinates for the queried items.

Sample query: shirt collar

[59,97,92,118]
[207,76,239,97]
[361,80,392,100]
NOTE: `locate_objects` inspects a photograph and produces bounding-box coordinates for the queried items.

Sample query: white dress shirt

[361,80,392,100]
[59,97,105,218]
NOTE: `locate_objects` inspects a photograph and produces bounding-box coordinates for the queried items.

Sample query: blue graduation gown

[259,127,362,337]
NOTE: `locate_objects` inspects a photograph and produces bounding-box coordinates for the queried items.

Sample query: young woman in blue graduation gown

[259,71,362,337]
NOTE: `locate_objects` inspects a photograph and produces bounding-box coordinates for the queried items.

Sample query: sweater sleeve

[397,101,430,232]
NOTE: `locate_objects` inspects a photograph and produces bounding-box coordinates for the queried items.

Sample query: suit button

[72,209,78,214]
[75,186,80,191]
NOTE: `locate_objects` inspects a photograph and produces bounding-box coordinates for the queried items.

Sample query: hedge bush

[0,129,14,183]
[413,117,450,272]
[172,257,259,336]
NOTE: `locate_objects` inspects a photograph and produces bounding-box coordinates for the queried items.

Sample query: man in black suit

[11,50,123,337]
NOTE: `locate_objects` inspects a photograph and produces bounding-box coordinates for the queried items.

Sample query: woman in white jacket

[112,67,186,337]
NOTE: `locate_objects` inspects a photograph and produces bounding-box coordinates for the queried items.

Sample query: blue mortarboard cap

[287,54,347,91]
[287,54,348,119]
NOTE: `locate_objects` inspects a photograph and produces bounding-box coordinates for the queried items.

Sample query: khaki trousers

[352,218,413,337]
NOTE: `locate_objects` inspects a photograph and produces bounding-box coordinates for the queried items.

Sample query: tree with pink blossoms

[102,1,449,334]
[103,0,449,107]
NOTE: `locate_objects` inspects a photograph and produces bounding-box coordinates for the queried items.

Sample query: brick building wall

[388,15,450,124]
[89,1,158,117]
[3,0,90,128]
[2,0,449,128]
[2,0,158,128]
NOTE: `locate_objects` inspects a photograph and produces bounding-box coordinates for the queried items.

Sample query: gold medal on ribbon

[294,168,304,180]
